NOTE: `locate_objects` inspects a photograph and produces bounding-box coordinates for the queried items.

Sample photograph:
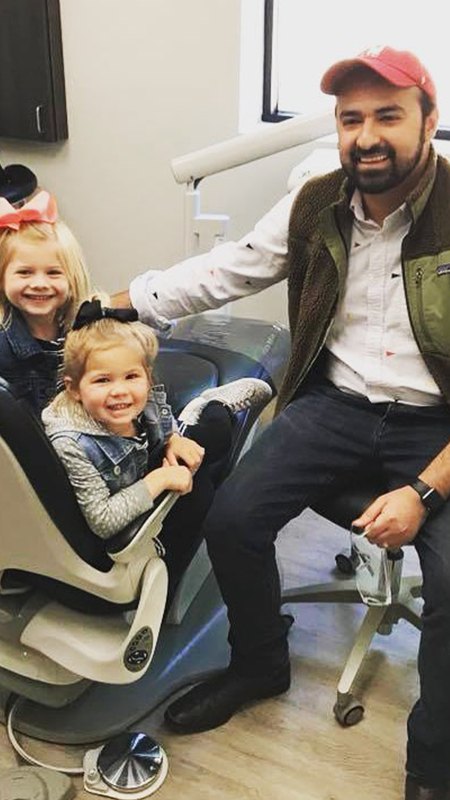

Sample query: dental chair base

[1,568,229,743]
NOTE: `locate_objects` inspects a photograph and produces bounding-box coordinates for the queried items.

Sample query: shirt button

[114,466,121,475]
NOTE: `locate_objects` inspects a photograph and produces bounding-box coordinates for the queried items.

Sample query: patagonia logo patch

[437,263,450,275]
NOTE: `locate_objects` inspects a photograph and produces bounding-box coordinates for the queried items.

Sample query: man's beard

[341,122,426,194]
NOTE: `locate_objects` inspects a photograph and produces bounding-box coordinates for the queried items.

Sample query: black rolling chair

[281,479,423,726]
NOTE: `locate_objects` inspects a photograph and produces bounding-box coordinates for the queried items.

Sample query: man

[113,47,450,800]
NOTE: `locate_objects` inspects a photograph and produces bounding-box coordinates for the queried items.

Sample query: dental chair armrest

[106,491,179,563]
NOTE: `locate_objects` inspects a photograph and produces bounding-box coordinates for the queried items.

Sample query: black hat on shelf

[0,163,37,204]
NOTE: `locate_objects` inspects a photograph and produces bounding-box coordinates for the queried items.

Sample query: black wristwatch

[409,478,445,515]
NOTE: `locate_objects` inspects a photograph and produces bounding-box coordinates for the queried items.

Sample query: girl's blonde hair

[0,220,92,330]
[63,317,159,388]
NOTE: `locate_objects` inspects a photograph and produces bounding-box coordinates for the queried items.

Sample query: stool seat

[311,480,384,531]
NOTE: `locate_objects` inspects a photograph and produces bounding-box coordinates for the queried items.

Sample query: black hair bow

[72,300,138,330]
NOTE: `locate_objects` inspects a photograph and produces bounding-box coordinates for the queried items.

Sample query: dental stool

[282,477,423,726]
[0,313,290,746]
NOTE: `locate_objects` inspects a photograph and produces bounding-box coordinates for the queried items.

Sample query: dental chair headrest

[0,163,38,204]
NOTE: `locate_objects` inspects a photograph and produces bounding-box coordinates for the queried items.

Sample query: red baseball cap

[321,46,436,104]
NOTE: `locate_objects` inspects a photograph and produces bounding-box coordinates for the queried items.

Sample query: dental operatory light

[170,110,334,256]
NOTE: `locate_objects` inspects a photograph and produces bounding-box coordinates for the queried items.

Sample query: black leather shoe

[405,774,448,800]
[164,665,291,734]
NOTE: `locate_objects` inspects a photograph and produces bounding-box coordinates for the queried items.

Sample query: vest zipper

[412,264,434,353]
[415,266,424,323]
[402,256,425,354]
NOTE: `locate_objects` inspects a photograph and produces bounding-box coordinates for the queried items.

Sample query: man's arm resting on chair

[353,437,450,549]
[109,188,296,326]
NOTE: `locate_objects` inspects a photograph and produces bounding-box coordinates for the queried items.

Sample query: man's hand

[165,433,205,472]
[352,486,427,549]
[109,290,132,309]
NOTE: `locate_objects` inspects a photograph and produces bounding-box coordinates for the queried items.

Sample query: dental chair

[0,313,290,745]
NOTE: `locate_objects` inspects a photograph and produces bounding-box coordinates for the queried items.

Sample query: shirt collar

[349,187,411,229]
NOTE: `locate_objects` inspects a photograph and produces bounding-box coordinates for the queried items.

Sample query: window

[263,0,450,138]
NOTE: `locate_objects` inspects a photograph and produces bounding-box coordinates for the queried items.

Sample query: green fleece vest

[277,151,450,410]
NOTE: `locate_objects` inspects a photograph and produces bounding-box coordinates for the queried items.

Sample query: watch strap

[409,478,445,515]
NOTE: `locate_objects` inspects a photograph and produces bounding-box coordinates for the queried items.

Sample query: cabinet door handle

[35,105,45,134]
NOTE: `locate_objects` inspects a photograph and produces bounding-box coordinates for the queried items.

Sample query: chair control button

[124,626,153,672]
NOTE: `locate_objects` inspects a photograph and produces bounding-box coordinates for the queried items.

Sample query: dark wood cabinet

[0,0,68,142]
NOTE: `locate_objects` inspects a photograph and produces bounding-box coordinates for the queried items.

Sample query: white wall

[0,0,320,325]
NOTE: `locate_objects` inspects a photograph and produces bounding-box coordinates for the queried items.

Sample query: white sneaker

[178,378,273,428]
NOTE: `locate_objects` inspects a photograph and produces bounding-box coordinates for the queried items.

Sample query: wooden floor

[0,509,421,800]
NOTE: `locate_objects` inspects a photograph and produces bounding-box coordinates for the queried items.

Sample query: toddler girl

[42,300,272,599]
[0,190,91,412]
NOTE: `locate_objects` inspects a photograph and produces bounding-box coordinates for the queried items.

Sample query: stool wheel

[333,694,364,727]
[282,613,295,631]
[335,550,357,576]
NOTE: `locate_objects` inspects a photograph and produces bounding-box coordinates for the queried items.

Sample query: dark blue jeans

[203,381,450,782]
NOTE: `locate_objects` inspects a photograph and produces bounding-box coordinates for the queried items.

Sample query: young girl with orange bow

[0,189,91,412]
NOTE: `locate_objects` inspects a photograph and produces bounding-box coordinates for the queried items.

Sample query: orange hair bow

[0,190,58,231]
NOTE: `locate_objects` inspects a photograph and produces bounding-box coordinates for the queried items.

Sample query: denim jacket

[63,425,151,495]
[42,386,178,538]
[0,305,63,414]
